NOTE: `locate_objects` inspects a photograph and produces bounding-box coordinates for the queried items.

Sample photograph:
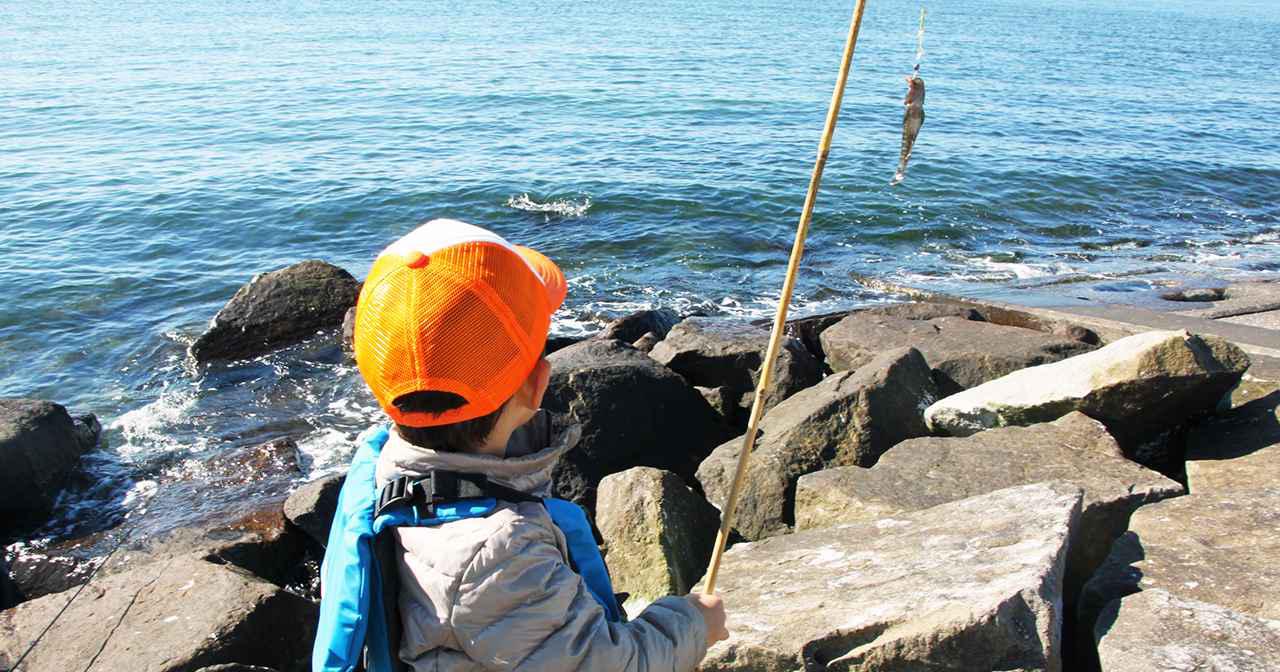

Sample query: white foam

[110,387,204,457]
[506,193,592,219]
[298,427,363,476]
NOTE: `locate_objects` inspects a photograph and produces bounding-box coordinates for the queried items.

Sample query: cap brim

[515,246,567,312]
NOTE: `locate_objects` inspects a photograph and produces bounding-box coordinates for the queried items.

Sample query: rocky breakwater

[7,290,1273,671]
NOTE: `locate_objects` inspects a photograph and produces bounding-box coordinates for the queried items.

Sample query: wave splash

[506,193,592,219]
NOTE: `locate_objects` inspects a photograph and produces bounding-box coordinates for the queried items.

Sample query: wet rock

[190,259,360,363]
[0,399,100,532]
[650,317,821,415]
[71,412,103,452]
[1095,590,1280,672]
[596,467,720,599]
[697,482,1081,672]
[795,412,1183,602]
[1185,390,1280,493]
[925,330,1250,476]
[630,331,660,354]
[1080,487,1280,651]
[545,339,731,512]
[598,308,679,344]
[0,557,316,672]
[283,473,345,547]
[340,306,357,358]
[204,438,302,485]
[821,313,1096,396]
[1,554,18,610]
[696,348,936,541]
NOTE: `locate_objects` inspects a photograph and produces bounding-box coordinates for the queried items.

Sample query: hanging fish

[891,74,925,185]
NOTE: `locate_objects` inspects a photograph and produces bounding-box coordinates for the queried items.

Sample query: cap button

[406,251,431,269]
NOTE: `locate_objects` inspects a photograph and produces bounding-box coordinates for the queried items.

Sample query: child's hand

[686,592,729,646]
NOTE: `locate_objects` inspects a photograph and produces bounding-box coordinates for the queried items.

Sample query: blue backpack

[312,426,624,672]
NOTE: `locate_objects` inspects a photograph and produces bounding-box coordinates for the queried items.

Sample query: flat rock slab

[819,313,1095,396]
[190,259,359,363]
[596,467,720,598]
[1095,589,1280,672]
[697,348,936,541]
[926,330,1250,475]
[795,412,1183,598]
[1186,391,1280,494]
[1081,487,1280,640]
[698,483,1082,672]
[0,557,316,672]
[10,505,310,603]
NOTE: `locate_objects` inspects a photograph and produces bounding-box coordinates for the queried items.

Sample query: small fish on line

[891,74,925,186]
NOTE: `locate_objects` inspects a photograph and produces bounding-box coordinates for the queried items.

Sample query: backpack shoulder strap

[544,498,626,623]
[313,426,401,672]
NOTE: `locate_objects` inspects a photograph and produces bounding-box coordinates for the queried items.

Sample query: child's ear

[527,358,552,410]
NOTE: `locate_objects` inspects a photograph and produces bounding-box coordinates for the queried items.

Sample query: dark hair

[393,391,505,452]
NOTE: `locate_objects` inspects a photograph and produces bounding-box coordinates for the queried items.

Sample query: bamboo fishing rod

[702,0,869,596]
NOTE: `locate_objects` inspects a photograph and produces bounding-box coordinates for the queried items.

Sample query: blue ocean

[2,0,1278,546]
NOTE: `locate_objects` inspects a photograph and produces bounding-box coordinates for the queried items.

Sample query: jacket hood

[375,410,579,497]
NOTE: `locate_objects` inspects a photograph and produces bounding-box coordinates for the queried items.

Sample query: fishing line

[913,8,927,76]
[7,498,150,671]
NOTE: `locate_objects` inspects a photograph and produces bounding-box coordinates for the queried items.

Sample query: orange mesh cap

[354,219,566,427]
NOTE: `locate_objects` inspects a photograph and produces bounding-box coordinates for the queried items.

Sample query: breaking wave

[506,193,592,219]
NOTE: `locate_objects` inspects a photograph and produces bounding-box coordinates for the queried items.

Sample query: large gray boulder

[190,260,360,363]
[595,467,720,599]
[1081,487,1280,645]
[795,412,1183,602]
[819,312,1096,396]
[650,317,821,420]
[926,330,1250,475]
[545,339,731,512]
[1185,391,1279,493]
[0,399,100,530]
[0,557,316,672]
[696,348,936,541]
[283,473,345,547]
[1095,590,1280,672]
[697,482,1081,671]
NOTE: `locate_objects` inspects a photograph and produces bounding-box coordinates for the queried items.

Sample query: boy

[350,219,728,670]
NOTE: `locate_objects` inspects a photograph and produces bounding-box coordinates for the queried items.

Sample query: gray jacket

[375,412,709,671]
